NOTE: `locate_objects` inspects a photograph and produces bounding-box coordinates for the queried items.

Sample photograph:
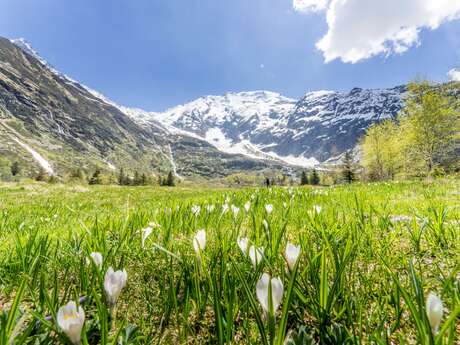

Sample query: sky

[1,0,460,111]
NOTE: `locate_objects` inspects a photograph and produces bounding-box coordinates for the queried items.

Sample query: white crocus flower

[206,204,215,213]
[265,204,273,214]
[57,301,85,345]
[256,273,284,314]
[193,229,206,254]
[191,205,201,216]
[141,226,153,248]
[231,205,240,217]
[313,205,322,213]
[222,203,229,214]
[237,237,249,255]
[285,242,300,271]
[262,219,269,230]
[104,267,128,306]
[283,202,287,209]
[244,201,251,213]
[87,252,103,269]
[248,245,264,268]
[426,292,443,334]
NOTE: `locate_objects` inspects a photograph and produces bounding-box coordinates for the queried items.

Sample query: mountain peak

[10,37,50,67]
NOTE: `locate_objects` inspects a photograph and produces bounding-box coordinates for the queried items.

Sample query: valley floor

[0,180,459,344]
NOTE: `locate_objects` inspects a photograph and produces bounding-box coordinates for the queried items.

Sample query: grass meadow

[0,180,459,344]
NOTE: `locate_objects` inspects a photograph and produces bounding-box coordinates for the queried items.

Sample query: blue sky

[1,0,459,110]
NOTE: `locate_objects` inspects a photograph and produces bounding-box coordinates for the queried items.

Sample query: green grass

[0,180,459,344]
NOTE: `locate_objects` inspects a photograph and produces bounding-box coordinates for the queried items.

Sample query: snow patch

[11,136,54,175]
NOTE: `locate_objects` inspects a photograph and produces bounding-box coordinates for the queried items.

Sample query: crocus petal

[244,201,251,212]
[256,273,284,313]
[141,227,153,247]
[57,301,85,345]
[237,237,249,255]
[265,204,273,214]
[89,252,103,268]
[193,229,206,254]
[248,245,264,268]
[285,242,301,271]
[104,267,128,306]
[426,292,443,334]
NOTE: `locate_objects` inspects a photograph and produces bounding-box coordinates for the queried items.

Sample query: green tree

[309,169,320,185]
[133,170,141,186]
[10,161,20,176]
[140,173,147,186]
[361,120,400,180]
[341,151,356,183]
[165,171,175,186]
[118,168,125,185]
[399,82,460,175]
[300,171,309,185]
[89,169,103,185]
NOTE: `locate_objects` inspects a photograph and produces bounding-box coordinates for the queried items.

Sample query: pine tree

[118,168,125,185]
[300,171,309,185]
[309,169,320,185]
[140,173,147,186]
[10,161,20,176]
[133,170,141,186]
[341,151,355,183]
[165,171,175,186]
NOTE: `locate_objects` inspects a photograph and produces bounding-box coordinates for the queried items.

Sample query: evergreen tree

[309,169,320,185]
[89,169,102,185]
[341,151,356,184]
[133,170,141,186]
[140,173,147,186]
[165,171,175,186]
[300,171,309,185]
[10,161,20,176]
[118,168,125,185]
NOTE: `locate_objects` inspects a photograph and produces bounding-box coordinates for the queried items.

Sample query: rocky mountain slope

[0,37,284,178]
[0,36,408,179]
[127,86,405,166]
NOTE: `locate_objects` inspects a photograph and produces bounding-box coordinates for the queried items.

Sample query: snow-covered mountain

[1,37,286,177]
[1,36,407,177]
[126,87,406,167]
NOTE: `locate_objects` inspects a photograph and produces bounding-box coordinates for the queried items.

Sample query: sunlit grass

[0,179,459,344]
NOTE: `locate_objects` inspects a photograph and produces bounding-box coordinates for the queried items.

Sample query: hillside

[0,37,284,178]
[0,37,410,179]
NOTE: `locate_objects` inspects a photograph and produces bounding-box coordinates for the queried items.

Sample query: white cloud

[293,0,330,13]
[294,0,460,63]
[448,68,460,81]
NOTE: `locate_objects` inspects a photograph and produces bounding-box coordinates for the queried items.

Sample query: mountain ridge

[1,36,408,179]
